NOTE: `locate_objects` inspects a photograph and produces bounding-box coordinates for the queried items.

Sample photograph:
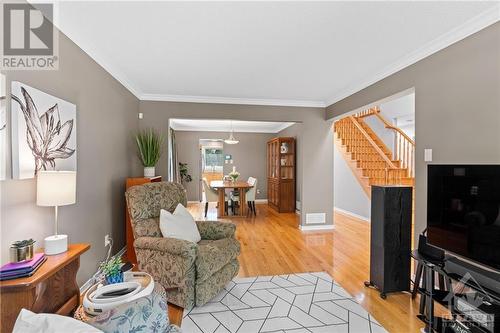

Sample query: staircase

[334,107,414,197]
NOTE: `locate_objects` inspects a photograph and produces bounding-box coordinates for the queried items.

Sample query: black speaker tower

[364,185,412,299]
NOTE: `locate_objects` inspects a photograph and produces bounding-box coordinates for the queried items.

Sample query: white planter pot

[144,167,155,178]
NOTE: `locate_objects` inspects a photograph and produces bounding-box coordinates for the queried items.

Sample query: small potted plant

[228,169,240,182]
[100,256,123,284]
[10,239,35,263]
[135,129,165,177]
[179,162,193,186]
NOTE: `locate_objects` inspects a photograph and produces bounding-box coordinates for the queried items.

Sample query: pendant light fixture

[224,120,239,145]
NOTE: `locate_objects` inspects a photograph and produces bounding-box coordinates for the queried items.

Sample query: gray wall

[333,143,370,220]
[0,31,140,284]
[139,102,334,226]
[175,131,273,201]
[326,23,500,242]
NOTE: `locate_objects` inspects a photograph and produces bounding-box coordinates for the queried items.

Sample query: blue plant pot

[105,271,124,284]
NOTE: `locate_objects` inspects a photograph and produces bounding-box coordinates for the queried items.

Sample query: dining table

[210,180,254,217]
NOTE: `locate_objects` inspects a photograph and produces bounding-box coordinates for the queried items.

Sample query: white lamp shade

[37,171,76,207]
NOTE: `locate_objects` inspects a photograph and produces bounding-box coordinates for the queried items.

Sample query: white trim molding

[140,94,325,108]
[254,199,268,204]
[299,224,335,231]
[334,207,370,223]
[325,4,500,106]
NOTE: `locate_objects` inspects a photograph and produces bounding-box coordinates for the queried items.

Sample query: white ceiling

[47,1,499,107]
[170,119,295,133]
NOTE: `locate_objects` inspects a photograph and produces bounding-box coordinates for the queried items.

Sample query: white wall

[379,93,415,140]
[361,93,415,157]
[364,116,395,154]
[333,142,370,220]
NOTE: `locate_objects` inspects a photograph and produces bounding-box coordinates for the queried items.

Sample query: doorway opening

[333,90,415,224]
[199,139,224,202]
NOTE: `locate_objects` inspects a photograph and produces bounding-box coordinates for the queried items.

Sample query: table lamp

[36,171,76,255]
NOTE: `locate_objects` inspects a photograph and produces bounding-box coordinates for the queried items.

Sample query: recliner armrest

[134,236,197,259]
[196,221,236,240]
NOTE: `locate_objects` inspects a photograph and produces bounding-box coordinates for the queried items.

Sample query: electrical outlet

[104,234,111,247]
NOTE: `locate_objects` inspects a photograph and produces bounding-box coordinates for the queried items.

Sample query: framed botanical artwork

[0,74,6,180]
[11,82,77,179]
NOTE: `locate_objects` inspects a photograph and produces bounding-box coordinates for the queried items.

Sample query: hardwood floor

[183,202,425,332]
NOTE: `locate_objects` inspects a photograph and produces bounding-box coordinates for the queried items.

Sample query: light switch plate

[424,148,433,162]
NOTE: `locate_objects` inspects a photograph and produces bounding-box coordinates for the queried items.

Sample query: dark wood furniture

[125,176,161,265]
[365,185,412,299]
[267,137,295,213]
[210,180,253,217]
[411,250,500,333]
[0,243,90,333]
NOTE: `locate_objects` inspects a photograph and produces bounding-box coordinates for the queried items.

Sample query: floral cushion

[85,287,181,333]
[125,181,241,309]
[196,238,241,282]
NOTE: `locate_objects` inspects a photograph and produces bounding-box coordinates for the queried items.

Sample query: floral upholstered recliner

[125,182,240,309]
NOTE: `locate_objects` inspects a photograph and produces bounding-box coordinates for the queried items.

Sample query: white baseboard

[295,201,301,214]
[80,246,127,293]
[299,224,335,231]
[334,207,370,222]
[187,200,200,204]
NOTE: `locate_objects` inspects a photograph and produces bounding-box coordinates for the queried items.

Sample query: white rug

[182,272,387,333]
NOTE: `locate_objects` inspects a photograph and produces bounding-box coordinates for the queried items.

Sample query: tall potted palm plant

[135,129,164,177]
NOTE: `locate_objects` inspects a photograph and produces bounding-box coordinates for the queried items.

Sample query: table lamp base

[44,235,68,255]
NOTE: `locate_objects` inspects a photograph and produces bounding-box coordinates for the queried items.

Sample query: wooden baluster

[403,140,407,170]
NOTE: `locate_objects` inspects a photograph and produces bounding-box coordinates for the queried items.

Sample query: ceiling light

[224,121,239,145]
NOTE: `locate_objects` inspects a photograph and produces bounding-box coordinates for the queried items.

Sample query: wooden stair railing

[335,116,403,186]
[355,107,415,179]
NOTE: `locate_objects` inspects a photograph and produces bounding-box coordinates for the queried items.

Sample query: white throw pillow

[13,309,102,333]
[159,203,201,243]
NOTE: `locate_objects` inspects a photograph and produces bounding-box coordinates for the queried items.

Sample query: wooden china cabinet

[267,137,295,213]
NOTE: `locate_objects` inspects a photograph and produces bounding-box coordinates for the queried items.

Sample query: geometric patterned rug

[181,272,387,333]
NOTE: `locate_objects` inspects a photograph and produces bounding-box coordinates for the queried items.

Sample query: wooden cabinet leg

[240,190,247,216]
[217,189,225,217]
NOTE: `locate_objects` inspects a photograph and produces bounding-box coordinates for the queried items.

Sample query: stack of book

[0,253,47,281]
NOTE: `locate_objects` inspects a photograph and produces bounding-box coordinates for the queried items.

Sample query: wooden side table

[0,243,90,333]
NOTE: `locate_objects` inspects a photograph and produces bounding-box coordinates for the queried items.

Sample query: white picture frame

[11,82,77,179]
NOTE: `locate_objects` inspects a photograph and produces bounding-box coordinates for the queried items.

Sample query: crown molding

[140,93,326,108]
[46,1,498,109]
[325,4,500,107]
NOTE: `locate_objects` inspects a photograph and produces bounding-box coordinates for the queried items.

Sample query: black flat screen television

[427,165,500,270]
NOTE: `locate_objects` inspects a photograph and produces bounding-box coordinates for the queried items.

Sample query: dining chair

[202,178,228,217]
[230,177,258,216]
